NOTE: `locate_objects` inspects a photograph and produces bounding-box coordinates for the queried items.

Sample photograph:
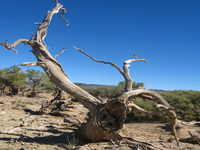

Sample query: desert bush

[0,66,56,95]
[39,74,56,93]
[83,85,200,122]
[126,90,200,122]
[0,65,27,95]
[84,86,124,99]
[160,90,200,121]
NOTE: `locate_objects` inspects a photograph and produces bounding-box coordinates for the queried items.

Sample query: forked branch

[119,89,170,106]
[0,39,29,53]
[34,0,65,45]
[73,46,147,92]
[124,53,147,64]
[119,89,179,146]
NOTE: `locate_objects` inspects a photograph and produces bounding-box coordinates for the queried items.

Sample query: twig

[19,62,47,67]
[60,8,69,27]
[124,53,147,64]
[54,0,58,5]
[133,53,138,59]
[53,47,66,59]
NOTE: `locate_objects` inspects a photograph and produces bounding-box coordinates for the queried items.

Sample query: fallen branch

[180,131,200,144]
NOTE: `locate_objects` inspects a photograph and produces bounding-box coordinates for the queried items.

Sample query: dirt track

[0,94,199,150]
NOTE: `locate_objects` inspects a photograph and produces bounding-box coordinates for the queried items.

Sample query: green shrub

[84,86,124,99]
[126,90,200,122]
[160,90,200,121]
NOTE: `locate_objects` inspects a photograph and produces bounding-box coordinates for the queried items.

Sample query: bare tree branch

[124,53,147,64]
[60,8,69,27]
[120,89,179,146]
[19,62,48,67]
[128,103,177,117]
[133,53,138,59]
[137,94,157,100]
[119,89,170,106]
[123,53,147,91]
[0,39,29,53]
[20,62,38,67]
[73,46,125,76]
[34,1,64,46]
[0,42,17,53]
[54,0,58,5]
[74,46,147,92]
[128,103,168,115]
[53,47,66,59]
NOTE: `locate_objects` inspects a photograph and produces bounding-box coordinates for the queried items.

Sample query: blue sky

[0,0,199,91]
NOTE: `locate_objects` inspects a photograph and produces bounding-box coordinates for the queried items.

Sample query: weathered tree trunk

[0,0,179,147]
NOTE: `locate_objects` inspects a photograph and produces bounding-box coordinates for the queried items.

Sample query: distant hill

[74,83,114,87]
[149,89,168,92]
[74,83,168,91]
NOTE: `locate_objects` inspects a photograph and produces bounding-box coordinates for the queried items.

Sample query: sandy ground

[0,94,199,150]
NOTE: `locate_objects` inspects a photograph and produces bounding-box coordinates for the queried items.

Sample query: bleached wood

[119,89,170,106]
[120,89,179,146]
[74,47,147,92]
[0,0,179,146]
[0,1,101,114]
[53,47,66,59]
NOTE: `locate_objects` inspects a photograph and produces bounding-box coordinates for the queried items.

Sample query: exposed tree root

[179,131,200,144]
[39,99,71,115]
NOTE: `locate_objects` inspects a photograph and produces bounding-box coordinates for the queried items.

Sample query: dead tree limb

[73,46,124,75]
[179,131,200,144]
[73,46,147,92]
[119,89,179,146]
[73,46,179,145]
[0,39,29,53]
[0,1,101,115]
[123,53,147,92]
[53,47,67,59]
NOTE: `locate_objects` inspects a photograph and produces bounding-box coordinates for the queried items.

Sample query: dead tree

[0,0,179,147]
